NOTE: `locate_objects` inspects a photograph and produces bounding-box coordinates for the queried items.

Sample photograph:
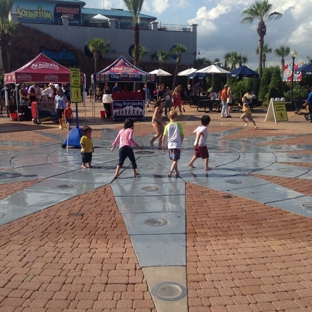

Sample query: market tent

[196,64,230,87]
[149,69,172,76]
[92,56,156,83]
[4,53,83,84]
[296,63,312,75]
[228,65,259,78]
[178,67,197,76]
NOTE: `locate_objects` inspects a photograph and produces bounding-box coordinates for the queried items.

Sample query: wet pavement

[0,105,312,311]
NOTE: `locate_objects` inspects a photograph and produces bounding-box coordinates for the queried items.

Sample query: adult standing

[28,83,41,100]
[303,88,312,123]
[54,88,68,129]
[172,87,183,115]
[220,84,229,118]
[227,86,233,117]
[150,98,166,149]
[163,87,172,116]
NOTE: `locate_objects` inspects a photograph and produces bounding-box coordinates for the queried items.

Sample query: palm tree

[224,51,239,70]
[170,44,187,89]
[194,57,212,69]
[274,45,290,71]
[241,0,282,76]
[237,54,248,66]
[123,0,144,69]
[307,56,312,63]
[0,0,18,73]
[256,43,272,68]
[151,50,171,68]
[87,38,110,73]
[131,46,148,68]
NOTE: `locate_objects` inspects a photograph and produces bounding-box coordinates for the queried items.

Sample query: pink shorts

[195,146,209,159]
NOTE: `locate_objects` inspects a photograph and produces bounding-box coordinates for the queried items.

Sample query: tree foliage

[87,37,110,73]
[170,44,187,89]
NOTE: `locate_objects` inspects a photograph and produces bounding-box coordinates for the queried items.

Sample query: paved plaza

[0,103,312,312]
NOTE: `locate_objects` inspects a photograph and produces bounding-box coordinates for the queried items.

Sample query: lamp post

[290,49,297,112]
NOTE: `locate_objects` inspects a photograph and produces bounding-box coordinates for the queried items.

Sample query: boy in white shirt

[188,115,211,170]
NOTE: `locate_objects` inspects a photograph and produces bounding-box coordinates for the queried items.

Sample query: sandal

[168,171,172,177]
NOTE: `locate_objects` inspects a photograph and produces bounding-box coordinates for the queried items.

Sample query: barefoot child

[162,110,184,177]
[80,126,94,168]
[111,119,140,179]
[188,115,211,170]
[240,96,257,129]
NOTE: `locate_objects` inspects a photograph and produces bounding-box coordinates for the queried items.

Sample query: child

[64,102,73,129]
[240,96,257,130]
[162,110,184,177]
[188,115,211,170]
[80,126,94,169]
[111,119,140,179]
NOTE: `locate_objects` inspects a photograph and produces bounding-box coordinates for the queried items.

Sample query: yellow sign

[273,101,288,122]
[70,68,82,103]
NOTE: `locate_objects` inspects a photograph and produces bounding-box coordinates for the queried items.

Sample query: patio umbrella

[149,69,172,100]
[177,67,197,76]
[196,65,229,87]
[228,65,259,78]
[296,63,312,75]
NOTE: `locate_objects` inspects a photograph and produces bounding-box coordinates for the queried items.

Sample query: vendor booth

[91,56,156,120]
[4,53,85,124]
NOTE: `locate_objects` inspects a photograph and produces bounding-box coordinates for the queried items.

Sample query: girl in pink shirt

[111,119,140,178]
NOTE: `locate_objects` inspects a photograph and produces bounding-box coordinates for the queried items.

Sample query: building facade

[10,0,197,69]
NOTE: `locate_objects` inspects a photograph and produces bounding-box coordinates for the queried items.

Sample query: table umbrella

[296,63,312,75]
[196,65,230,87]
[228,65,259,78]
[177,68,197,76]
[149,69,172,100]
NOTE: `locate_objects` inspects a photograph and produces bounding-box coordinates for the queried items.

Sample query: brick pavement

[0,103,312,311]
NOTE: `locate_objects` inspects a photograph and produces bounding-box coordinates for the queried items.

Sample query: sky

[85,0,311,70]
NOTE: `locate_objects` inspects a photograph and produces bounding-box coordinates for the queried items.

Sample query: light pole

[290,49,297,112]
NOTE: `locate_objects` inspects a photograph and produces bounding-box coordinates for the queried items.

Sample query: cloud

[151,0,170,15]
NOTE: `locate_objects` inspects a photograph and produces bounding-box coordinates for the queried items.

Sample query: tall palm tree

[123,0,144,69]
[274,45,290,71]
[256,43,272,68]
[224,51,239,70]
[0,0,18,73]
[170,44,187,89]
[307,56,312,63]
[241,0,282,76]
[87,38,110,73]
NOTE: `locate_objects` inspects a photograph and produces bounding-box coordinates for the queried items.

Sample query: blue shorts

[168,149,181,161]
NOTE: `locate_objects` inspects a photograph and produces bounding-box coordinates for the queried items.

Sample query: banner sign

[112,100,144,120]
[283,63,303,82]
[70,68,82,103]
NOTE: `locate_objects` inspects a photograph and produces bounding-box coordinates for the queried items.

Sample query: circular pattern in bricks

[300,203,312,213]
[152,282,187,301]
[144,218,167,227]
[225,180,242,184]
[141,186,158,192]
[57,184,73,189]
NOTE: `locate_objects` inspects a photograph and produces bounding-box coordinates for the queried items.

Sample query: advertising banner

[112,100,145,120]
[283,63,303,82]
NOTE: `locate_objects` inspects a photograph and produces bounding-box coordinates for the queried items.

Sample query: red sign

[283,63,302,82]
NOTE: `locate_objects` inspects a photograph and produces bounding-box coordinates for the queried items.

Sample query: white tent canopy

[197,64,230,74]
[178,67,197,76]
[91,14,109,21]
[149,69,172,76]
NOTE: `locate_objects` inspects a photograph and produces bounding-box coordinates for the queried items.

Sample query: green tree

[87,37,110,73]
[258,67,273,102]
[123,0,144,69]
[151,50,171,68]
[241,0,282,76]
[0,0,18,73]
[256,43,272,68]
[131,45,148,68]
[170,44,187,89]
[307,56,312,63]
[274,45,290,71]
[267,66,283,100]
[224,51,239,70]
[237,54,248,67]
[194,57,212,69]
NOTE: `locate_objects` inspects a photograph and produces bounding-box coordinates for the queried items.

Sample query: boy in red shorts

[188,115,211,170]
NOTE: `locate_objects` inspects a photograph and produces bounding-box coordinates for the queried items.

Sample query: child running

[64,102,73,129]
[80,126,94,169]
[162,110,184,177]
[240,96,257,129]
[188,115,211,170]
[111,118,140,179]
